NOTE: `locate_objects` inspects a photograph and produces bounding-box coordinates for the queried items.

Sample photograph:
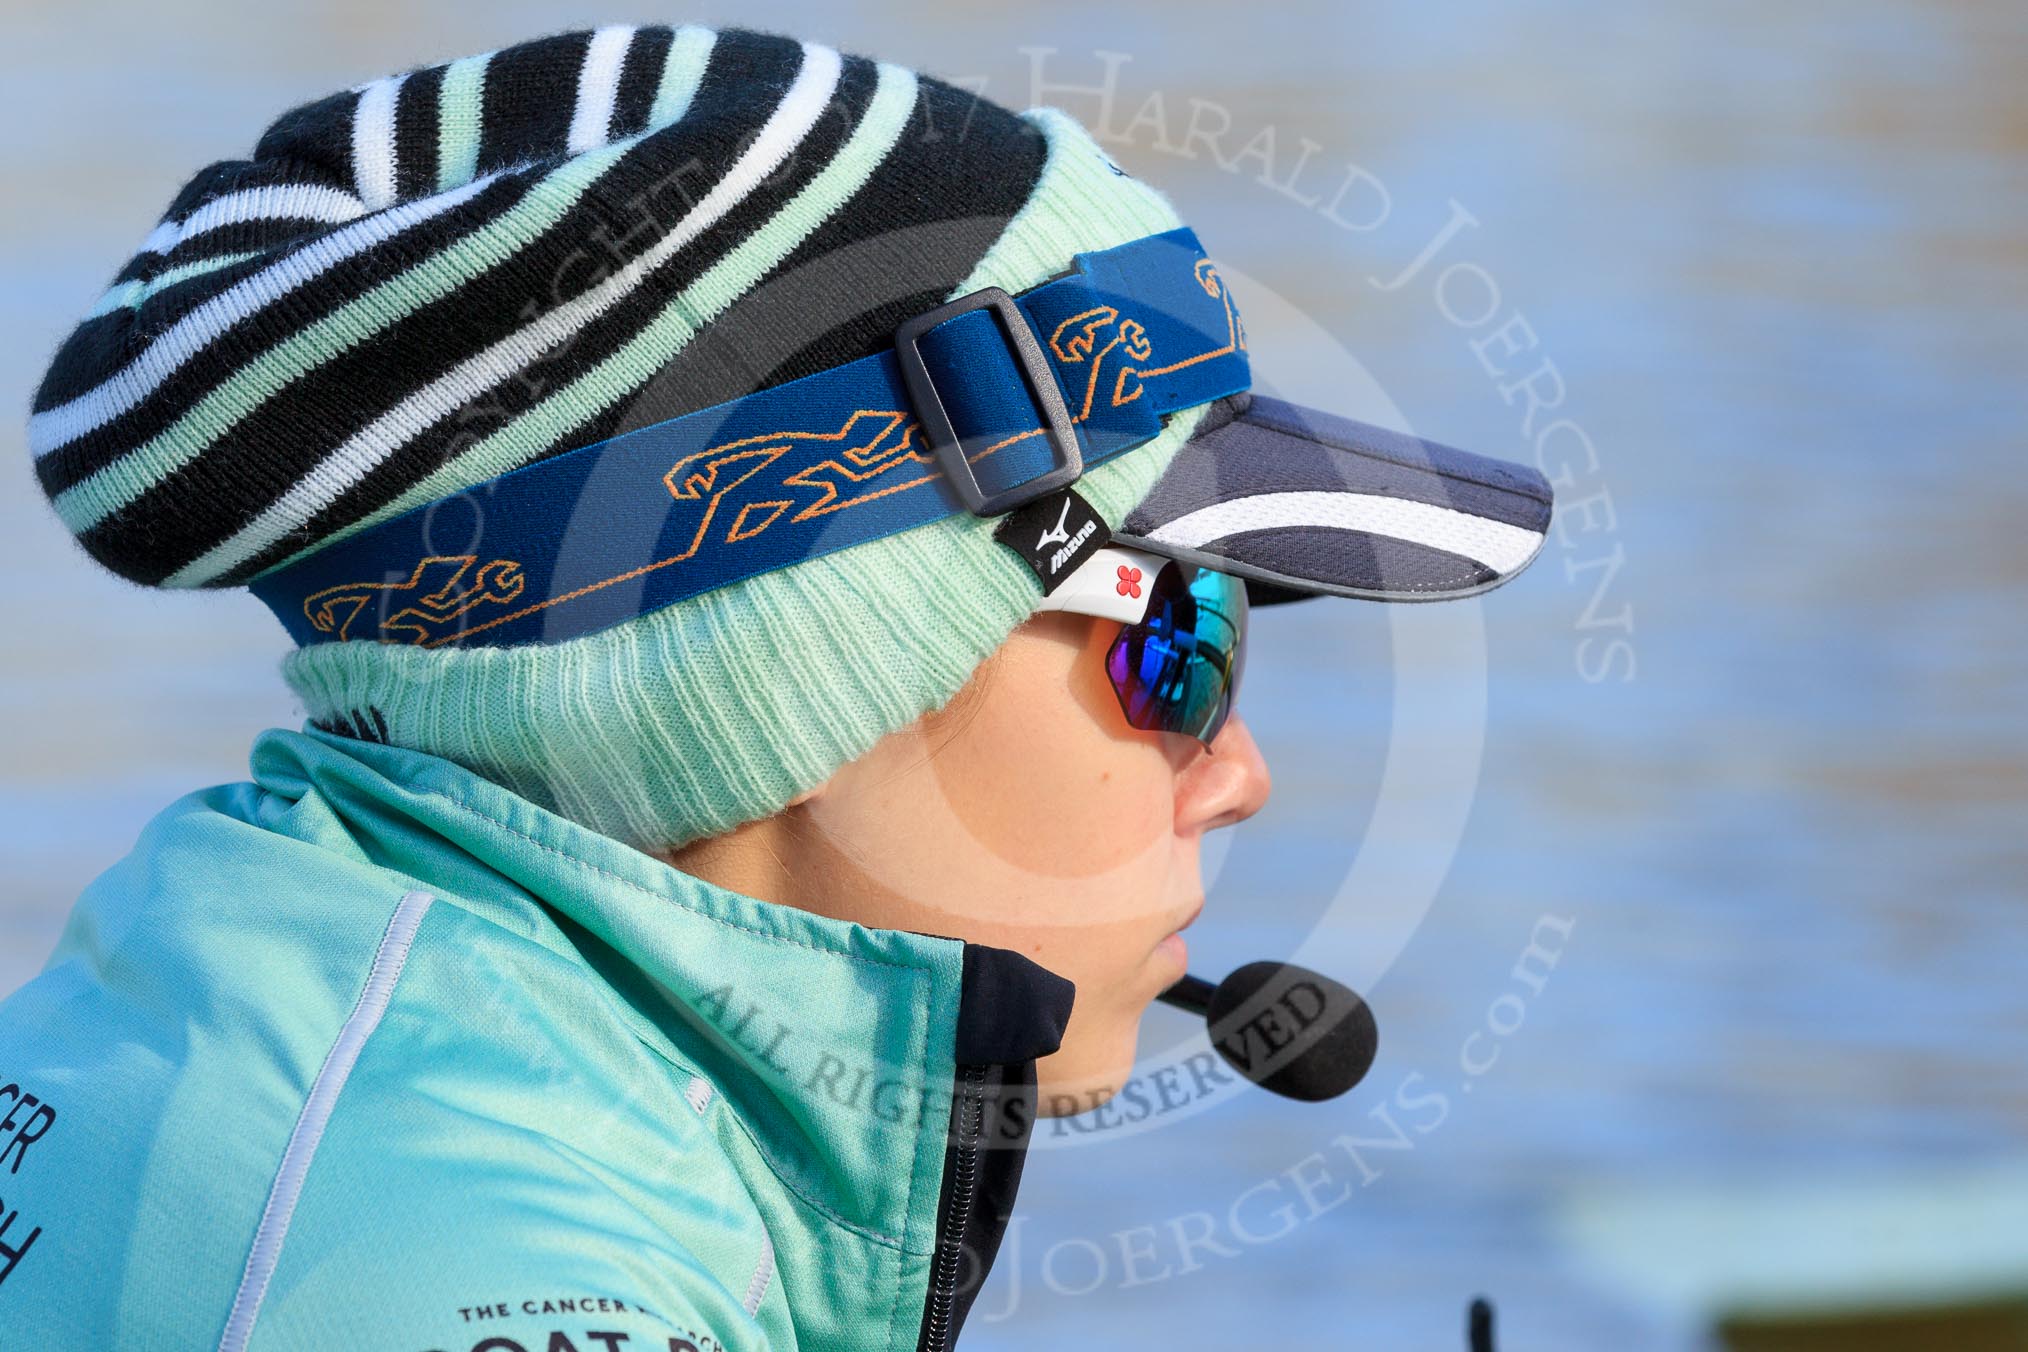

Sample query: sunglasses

[1034,545,1249,748]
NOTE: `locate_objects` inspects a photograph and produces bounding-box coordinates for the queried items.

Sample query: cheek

[927,627,1176,880]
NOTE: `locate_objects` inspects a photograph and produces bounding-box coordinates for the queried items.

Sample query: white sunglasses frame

[1030,541,1249,747]
[1029,543,1178,624]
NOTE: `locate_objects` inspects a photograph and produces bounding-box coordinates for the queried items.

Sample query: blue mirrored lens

[1106,565,1248,744]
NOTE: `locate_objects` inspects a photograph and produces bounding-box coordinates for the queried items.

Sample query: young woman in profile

[1,22,1550,1351]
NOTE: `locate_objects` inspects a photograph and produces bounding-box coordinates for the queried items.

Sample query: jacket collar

[250,726,1070,1342]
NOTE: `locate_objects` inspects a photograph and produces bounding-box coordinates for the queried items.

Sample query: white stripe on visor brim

[1139,490,1545,580]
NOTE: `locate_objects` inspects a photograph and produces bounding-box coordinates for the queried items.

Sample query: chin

[1033,1026,1142,1118]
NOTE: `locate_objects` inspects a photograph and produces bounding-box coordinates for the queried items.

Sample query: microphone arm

[1155,972,1215,1017]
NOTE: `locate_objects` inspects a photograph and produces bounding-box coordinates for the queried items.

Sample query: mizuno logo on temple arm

[1035,496,1074,551]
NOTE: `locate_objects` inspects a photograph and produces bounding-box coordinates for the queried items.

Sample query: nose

[1176,711,1273,834]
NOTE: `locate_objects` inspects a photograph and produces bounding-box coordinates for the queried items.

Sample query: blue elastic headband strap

[252,226,1249,650]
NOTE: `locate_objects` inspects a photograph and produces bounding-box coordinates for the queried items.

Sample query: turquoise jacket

[0,727,1072,1351]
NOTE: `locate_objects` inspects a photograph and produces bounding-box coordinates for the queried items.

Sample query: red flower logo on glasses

[1115,565,1143,598]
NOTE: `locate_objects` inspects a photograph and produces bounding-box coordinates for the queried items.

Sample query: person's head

[30,23,1553,1117]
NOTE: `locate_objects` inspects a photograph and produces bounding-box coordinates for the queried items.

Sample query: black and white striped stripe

[26,24,1056,592]
[33,27,748,476]
[33,169,529,490]
[168,39,864,586]
[95,33,833,583]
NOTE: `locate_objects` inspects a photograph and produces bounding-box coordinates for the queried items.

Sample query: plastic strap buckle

[893,287,1084,517]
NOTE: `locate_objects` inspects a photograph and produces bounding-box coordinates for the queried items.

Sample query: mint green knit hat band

[283,107,1206,851]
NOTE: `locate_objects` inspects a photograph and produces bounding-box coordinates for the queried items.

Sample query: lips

[1152,896,1203,969]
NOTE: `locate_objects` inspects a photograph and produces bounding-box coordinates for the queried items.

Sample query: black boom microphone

[1158,961,1379,1102]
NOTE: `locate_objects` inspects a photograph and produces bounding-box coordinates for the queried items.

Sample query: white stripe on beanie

[351,75,406,211]
[137,183,369,258]
[569,25,637,153]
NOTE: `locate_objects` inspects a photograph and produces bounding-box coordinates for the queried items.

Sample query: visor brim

[1115,393,1554,606]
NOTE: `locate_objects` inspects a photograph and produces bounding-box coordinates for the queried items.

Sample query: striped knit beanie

[28,24,1206,850]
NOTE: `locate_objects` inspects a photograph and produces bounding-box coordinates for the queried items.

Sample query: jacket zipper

[918,1062,986,1352]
